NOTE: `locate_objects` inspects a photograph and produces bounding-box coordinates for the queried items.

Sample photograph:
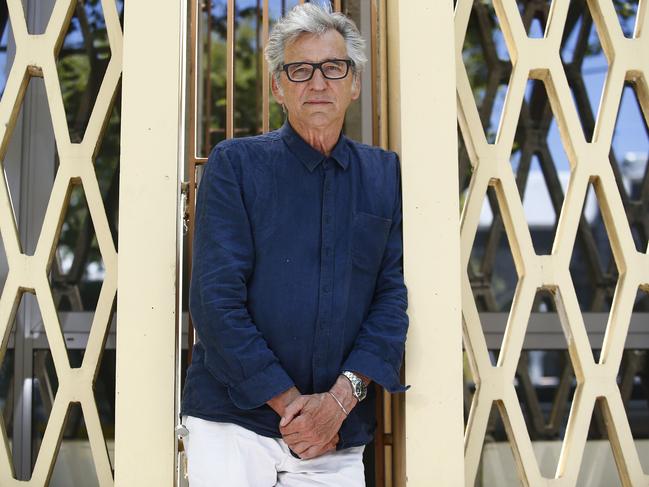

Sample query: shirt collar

[280,120,350,172]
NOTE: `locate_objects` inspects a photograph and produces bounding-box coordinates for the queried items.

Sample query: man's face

[272,30,361,130]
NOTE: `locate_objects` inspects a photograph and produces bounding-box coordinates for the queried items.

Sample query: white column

[115,0,186,485]
[388,1,464,485]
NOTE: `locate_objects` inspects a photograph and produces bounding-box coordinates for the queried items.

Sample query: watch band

[342,370,367,402]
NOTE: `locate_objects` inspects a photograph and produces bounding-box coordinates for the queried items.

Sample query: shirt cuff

[227,362,295,410]
[342,348,409,393]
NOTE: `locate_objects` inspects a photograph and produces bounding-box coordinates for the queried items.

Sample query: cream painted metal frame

[116,0,186,486]
[388,1,465,486]
[456,0,649,486]
[0,0,121,485]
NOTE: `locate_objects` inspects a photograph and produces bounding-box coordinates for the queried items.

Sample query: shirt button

[325,247,331,256]
[323,161,329,170]
[324,215,331,224]
[324,286,330,293]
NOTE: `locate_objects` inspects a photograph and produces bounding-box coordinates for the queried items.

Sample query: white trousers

[182,415,365,487]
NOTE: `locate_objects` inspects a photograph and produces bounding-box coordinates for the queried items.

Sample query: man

[181,3,408,486]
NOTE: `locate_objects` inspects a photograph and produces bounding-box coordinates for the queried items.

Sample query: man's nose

[309,67,327,89]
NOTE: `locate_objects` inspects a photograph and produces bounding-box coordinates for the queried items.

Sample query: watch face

[355,380,367,401]
[344,371,367,401]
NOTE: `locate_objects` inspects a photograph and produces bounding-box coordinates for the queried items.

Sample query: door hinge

[181,181,190,235]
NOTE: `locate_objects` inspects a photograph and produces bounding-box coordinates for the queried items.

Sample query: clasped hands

[268,375,357,460]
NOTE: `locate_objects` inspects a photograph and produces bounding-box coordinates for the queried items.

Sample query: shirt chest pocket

[351,211,392,272]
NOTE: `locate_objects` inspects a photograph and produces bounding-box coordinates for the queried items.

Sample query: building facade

[0,0,646,486]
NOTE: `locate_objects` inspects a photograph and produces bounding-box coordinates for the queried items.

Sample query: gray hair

[264,2,367,82]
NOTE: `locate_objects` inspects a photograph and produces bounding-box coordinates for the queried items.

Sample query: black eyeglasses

[281,59,354,82]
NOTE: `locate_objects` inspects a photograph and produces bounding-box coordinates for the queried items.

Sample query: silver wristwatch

[342,371,367,402]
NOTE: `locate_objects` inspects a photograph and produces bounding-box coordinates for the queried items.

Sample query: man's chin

[294,112,334,126]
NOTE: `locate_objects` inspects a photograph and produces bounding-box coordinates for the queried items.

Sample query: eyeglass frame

[280,59,354,82]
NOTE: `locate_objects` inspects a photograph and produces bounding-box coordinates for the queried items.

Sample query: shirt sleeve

[189,146,295,410]
[341,153,410,393]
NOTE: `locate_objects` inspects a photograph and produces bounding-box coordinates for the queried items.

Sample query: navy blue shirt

[181,121,408,449]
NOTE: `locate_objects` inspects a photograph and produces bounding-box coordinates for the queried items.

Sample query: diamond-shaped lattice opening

[561,0,608,142]
[56,0,117,143]
[50,182,105,365]
[616,349,649,443]
[511,79,569,255]
[95,90,120,250]
[89,286,116,472]
[610,83,648,253]
[547,117,571,171]
[0,350,12,451]
[577,398,624,486]
[50,402,100,486]
[29,294,59,480]
[23,1,54,35]
[459,125,474,213]
[622,288,649,474]
[0,232,7,301]
[2,77,57,257]
[0,7,16,96]
[514,289,577,478]
[634,285,649,312]
[116,0,125,29]
[463,350,477,427]
[615,0,639,38]
[31,349,57,478]
[94,346,115,470]
[462,1,512,144]
[569,182,618,321]
[472,401,524,486]
[469,185,519,366]
[516,0,551,38]
[0,290,21,473]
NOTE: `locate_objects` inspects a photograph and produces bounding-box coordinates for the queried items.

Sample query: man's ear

[351,73,361,101]
[271,75,284,105]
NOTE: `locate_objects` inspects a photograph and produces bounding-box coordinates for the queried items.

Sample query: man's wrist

[267,386,300,416]
[330,376,358,414]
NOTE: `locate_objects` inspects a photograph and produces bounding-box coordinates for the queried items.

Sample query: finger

[282,430,316,451]
[280,397,307,427]
[288,441,312,455]
[323,441,337,453]
[299,445,319,460]
[282,431,307,447]
[299,442,335,460]
[323,436,337,450]
[281,415,310,435]
[280,429,310,443]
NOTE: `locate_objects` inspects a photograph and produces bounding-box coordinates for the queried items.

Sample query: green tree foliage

[204,3,284,150]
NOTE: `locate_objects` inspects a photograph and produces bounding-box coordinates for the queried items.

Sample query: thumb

[280,397,305,427]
